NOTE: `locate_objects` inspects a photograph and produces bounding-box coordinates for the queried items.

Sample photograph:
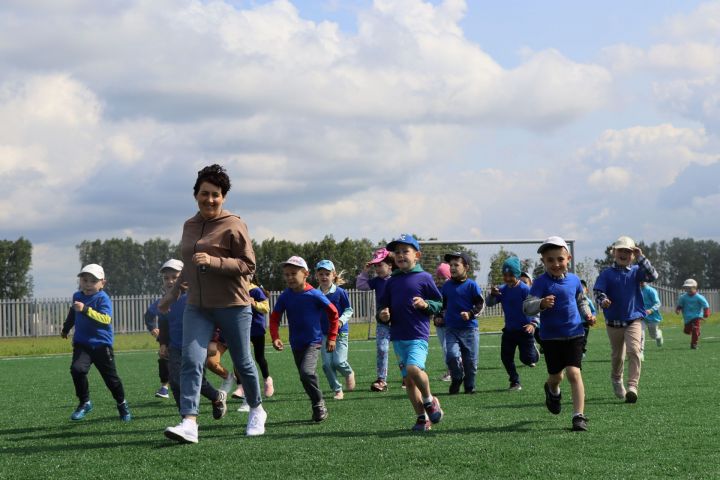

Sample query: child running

[441,252,485,394]
[433,263,452,382]
[676,278,711,349]
[357,248,396,392]
[270,256,339,422]
[144,270,173,399]
[523,237,595,431]
[487,256,538,391]
[316,260,356,400]
[377,234,444,432]
[580,280,597,359]
[61,264,132,422]
[640,280,663,354]
[594,236,659,403]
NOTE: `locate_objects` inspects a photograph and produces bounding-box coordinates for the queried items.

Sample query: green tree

[0,237,33,299]
[487,247,516,286]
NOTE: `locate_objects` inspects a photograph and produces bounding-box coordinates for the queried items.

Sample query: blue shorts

[392,340,428,377]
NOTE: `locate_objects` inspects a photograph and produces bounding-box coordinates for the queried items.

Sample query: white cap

[282,256,309,270]
[160,259,184,273]
[78,264,105,280]
[613,236,636,251]
[683,278,698,288]
[537,236,569,254]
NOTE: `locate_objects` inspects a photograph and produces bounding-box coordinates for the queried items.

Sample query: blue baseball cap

[386,233,421,252]
[315,259,335,271]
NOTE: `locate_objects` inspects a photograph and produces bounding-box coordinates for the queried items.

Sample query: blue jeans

[376,323,391,380]
[500,328,539,384]
[436,326,448,357]
[321,333,353,392]
[180,304,261,416]
[444,327,479,390]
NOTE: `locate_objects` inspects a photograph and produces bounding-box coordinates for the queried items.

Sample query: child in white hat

[675,278,711,349]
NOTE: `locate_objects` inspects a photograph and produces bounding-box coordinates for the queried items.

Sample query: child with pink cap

[433,263,452,382]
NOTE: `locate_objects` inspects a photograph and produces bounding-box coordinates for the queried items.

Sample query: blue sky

[0,0,718,296]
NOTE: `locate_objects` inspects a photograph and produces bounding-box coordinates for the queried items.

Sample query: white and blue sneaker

[155,386,169,399]
[70,401,93,421]
[117,400,132,421]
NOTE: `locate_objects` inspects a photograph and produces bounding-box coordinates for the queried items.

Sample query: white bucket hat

[613,236,636,251]
[682,278,698,288]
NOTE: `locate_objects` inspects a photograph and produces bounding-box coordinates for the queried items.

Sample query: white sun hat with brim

[682,278,698,288]
[612,236,636,251]
[78,264,105,280]
[159,259,184,273]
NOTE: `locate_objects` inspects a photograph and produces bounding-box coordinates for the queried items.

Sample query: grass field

[1,322,719,479]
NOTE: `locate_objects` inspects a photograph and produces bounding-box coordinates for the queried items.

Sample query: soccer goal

[364,239,576,340]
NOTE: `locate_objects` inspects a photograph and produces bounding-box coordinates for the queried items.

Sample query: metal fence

[2,285,717,338]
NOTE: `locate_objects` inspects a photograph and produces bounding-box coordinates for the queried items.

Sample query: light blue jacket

[641,285,662,323]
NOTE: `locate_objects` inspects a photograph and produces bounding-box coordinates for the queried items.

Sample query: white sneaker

[638,351,645,362]
[246,406,267,436]
[164,418,198,444]
[237,399,250,413]
[612,381,626,399]
[333,390,344,400]
[656,332,663,347]
[220,373,236,393]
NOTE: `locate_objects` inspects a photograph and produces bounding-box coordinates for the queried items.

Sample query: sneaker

[544,383,561,415]
[401,378,407,389]
[246,406,267,436]
[333,390,344,400]
[312,405,328,422]
[656,333,663,347]
[638,351,645,362]
[572,413,589,431]
[212,390,227,420]
[117,400,132,422]
[691,344,698,350]
[449,378,462,395]
[529,363,537,368]
[155,386,170,399]
[411,417,432,432]
[220,373,236,394]
[625,389,638,404]
[370,378,388,392]
[70,401,93,421]
[612,381,626,399]
[237,399,250,413]
[509,382,522,391]
[232,385,245,399]
[164,418,198,444]
[464,387,476,394]
[440,372,452,382]
[345,372,356,392]
[423,396,444,424]
[264,377,274,398]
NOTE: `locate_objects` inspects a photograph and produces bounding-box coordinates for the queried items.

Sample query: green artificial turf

[1,323,719,479]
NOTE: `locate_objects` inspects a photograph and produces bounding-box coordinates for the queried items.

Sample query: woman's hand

[192,253,212,267]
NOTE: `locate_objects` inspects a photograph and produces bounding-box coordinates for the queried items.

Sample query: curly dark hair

[193,164,231,196]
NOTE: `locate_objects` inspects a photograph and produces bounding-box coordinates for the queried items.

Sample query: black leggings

[251,335,270,379]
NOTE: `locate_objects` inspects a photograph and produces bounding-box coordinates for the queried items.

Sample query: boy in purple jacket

[378,234,444,432]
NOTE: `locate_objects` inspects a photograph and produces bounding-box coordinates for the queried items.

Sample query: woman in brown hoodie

[161,164,267,443]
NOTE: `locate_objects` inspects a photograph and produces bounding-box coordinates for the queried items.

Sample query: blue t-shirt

[496,282,535,331]
[162,294,187,349]
[249,286,268,337]
[272,287,332,350]
[594,265,647,322]
[322,285,351,335]
[441,279,483,329]
[677,293,709,324]
[368,276,389,306]
[72,290,114,348]
[378,268,442,341]
[529,273,585,340]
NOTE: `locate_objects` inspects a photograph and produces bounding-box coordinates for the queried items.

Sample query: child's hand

[207,341,218,357]
[523,323,535,334]
[272,339,284,351]
[675,308,681,315]
[646,309,653,315]
[461,311,471,321]
[412,297,428,310]
[150,328,160,338]
[73,301,84,312]
[61,332,68,339]
[540,295,555,309]
[633,247,643,258]
[326,339,336,353]
[601,298,612,309]
[491,286,501,297]
[159,345,168,359]
[378,308,390,323]
[587,315,596,326]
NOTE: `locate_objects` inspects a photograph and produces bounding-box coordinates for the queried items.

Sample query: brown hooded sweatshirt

[175,210,256,308]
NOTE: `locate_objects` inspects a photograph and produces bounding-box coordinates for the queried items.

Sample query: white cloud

[587,166,631,190]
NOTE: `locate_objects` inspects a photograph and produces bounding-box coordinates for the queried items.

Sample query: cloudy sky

[2,0,719,296]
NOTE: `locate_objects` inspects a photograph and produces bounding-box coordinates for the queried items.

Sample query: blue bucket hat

[386,233,421,252]
[502,256,522,278]
[315,259,335,271]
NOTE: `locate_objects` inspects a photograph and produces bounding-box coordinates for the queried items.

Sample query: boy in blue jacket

[487,256,539,391]
[523,237,595,431]
[61,264,131,422]
[378,234,444,432]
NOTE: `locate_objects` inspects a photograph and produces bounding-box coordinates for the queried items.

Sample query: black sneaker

[212,390,227,420]
[312,405,328,422]
[572,413,588,431]
[117,400,132,422]
[449,378,462,395]
[625,390,638,404]
[544,382,561,415]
